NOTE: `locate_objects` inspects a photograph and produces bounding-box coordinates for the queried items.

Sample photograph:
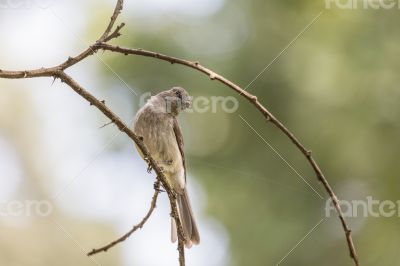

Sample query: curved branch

[95,43,360,266]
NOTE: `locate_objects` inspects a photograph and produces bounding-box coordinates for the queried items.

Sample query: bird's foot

[153,181,165,192]
[156,187,166,193]
[147,164,153,173]
[159,166,165,173]
[170,190,178,199]
[144,157,153,173]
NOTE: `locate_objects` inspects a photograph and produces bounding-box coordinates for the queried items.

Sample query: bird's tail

[171,189,200,248]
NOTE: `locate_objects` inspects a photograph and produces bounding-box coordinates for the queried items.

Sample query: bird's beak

[184,97,193,108]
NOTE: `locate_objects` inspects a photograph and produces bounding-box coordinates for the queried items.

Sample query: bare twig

[0,0,360,265]
[98,0,124,42]
[87,179,161,256]
[54,70,186,265]
[0,1,122,75]
[104,22,126,42]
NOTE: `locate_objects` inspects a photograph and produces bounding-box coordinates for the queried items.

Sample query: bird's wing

[173,117,186,182]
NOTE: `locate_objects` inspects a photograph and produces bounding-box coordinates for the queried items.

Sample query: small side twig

[87,179,161,256]
[98,0,124,42]
[104,22,126,42]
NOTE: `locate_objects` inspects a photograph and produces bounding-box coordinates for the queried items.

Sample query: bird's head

[158,87,192,115]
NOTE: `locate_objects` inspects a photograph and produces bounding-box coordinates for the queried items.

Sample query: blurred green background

[1,0,399,265]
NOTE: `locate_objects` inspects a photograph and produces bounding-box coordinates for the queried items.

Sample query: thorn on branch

[100,120,114,129]
[306,150,312,157]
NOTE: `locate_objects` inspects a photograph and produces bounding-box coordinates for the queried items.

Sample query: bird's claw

[153,180,165,193]
[144,157,153,173]
[147,165,153,173]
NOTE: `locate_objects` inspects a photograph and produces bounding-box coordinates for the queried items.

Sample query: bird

[133,87,200,248]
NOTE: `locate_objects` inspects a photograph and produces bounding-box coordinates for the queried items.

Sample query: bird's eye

[175,90,182,99]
